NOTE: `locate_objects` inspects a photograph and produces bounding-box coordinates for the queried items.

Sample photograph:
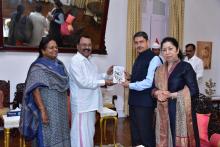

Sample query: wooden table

[2,115,25,147]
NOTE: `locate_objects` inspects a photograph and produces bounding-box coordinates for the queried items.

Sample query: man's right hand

[105,79,114,86]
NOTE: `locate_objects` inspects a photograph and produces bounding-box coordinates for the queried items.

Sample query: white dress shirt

[184,55,204,80]
[69,52,108,113]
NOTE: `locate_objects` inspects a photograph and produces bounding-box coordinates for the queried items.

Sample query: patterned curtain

[124,0,142,116]
[168,0,185,49]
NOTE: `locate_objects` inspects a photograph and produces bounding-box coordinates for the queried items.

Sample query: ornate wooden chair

[0,80,10,127]
[12,83,25,109]
[101,86,117,111]
[97,86,118,147]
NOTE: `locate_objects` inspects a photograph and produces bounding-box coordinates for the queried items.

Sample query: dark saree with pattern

[19,57,70,147]
[154,61,200,147]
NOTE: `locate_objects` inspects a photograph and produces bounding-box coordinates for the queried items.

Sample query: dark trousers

[129,106,155,147]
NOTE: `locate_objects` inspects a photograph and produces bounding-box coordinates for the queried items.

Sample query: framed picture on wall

[0,0,109,54]
[197,41,212,69]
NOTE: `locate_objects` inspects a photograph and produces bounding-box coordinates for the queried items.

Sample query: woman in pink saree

[153,37,200,147]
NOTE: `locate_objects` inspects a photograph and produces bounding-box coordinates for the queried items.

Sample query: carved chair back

[13,83,25,109]
[0,80,10,107]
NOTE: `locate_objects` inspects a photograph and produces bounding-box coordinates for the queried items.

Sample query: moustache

[137,46,143,50]
[83,48,92,52]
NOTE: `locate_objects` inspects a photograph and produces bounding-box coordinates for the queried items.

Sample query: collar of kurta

[77,52,92,61]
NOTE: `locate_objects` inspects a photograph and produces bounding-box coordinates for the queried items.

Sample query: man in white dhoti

[69,35,113,147]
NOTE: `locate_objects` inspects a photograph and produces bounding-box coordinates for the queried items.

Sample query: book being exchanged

[113,66,125,83]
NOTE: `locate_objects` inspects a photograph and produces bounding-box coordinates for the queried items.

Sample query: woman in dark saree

[19,37,70,147]
[153,37,200,147]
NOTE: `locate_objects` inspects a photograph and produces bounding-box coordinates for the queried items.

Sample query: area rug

[95,143,124,147]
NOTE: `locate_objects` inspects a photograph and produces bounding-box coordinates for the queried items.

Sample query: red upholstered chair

[196,93,220,146]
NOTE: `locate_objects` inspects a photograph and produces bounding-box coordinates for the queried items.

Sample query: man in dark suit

[122,31,161,147]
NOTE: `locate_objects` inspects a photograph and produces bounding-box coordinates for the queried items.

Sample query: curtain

[124,0,142,116]
[168,0,185,49]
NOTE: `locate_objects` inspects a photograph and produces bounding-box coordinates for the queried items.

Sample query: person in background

[19,36,70,147]
[69,35,113,147]
[8,4,25,45]
[121,31,161,147]
[153,37,200,147]
[184,43,204,85]
[47,0,64,46]
[151,39,164,63]
[29,4,49,46]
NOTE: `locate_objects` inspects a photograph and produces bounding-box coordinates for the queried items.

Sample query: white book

[113,66,125,83]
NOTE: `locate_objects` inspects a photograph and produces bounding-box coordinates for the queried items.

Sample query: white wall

[0,0,127,116]
[184,0,220,95]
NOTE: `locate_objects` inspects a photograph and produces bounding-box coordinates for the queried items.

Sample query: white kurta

[29,12,48,46]
[184,55,204,80]
[69,52,107,147]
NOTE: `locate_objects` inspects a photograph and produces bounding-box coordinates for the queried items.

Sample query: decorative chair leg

[19,135,22,147]
[113,117,118,147]
[100,117,104,147]
[104,119,107,141]
[23,138,26,147]
[20,135,26,147]
[4,128,10,147]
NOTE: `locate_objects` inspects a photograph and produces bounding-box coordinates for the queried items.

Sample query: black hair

[133,31,148,41]
[185,43,196,51]
[38,36,55,58]
[161,37,184,60]
[17,4,25,13]
[54,0,63,8]
[35,4,42,13]
[76,35,92,44]
[15,4,25,22]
